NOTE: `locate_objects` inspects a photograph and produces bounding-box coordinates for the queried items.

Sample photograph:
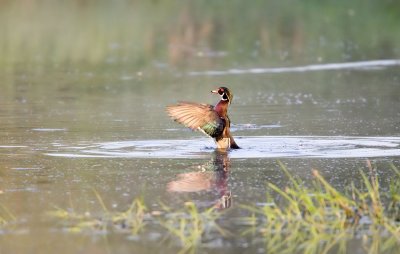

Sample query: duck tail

[229,135,240,149]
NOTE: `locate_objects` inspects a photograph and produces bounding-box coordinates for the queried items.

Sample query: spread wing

[166,102,225,138]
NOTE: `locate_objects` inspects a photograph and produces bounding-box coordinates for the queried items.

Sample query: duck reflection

[167,150,232,209]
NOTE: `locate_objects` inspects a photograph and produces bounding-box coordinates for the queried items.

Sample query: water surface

[0,1,400,252]
[0,61,399,253]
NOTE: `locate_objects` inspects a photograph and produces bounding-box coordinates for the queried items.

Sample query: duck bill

[211,90,219,94]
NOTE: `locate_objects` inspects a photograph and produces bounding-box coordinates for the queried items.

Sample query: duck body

[166,87,240,150]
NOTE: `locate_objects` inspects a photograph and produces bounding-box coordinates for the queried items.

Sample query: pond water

[1,1,400,253]
[0,60,399,253]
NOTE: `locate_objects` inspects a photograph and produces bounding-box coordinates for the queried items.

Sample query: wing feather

[166,102,225,137]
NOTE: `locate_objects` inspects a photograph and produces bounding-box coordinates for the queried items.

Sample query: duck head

[211,87,233,104]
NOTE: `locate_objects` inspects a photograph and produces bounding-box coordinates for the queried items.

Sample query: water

[1,1,400,252]
[0,61,399,253]
[44,136,400,159]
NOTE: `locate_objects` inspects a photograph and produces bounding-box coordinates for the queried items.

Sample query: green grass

[239,161,400,253]
[158,201,228,254]
[47,162,400,253]
[0,204,16,226]
[48,190,148,234]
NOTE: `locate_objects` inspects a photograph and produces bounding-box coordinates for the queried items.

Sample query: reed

[158,201,229,254]
[48,191,148,234]
[0,204,16,226]
[239,161,400,253]
[47,162,400,253]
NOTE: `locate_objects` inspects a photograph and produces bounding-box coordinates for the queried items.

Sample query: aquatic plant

[387,164,400,222]
[239,161,400,254]
[0,204,15,226]
[47,162,400,253]
[48,194,225,253]
[48,191,148,235]
[158,201,228,254]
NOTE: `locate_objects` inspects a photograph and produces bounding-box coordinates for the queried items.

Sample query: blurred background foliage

[0,0,399,69]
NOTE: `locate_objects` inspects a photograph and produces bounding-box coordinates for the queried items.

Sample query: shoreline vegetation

[38,162,399,253]
[0,1,399,68]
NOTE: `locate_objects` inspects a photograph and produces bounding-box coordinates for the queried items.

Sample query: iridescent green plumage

[200,119,225,138]
[166,87,239,149]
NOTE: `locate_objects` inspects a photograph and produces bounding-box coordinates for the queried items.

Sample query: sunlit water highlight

[188,59,400,76]
[45,136,400,159]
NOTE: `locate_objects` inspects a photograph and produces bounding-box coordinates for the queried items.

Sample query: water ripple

[45,136,400,159]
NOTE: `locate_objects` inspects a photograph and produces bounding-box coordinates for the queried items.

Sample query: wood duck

[166,87,240,150]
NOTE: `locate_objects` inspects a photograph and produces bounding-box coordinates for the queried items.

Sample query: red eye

[218,89,224,95]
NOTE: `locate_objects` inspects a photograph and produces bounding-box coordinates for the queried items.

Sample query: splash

[45,136,400,159]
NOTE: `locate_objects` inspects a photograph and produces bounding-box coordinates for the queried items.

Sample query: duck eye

[218,89,223,95]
